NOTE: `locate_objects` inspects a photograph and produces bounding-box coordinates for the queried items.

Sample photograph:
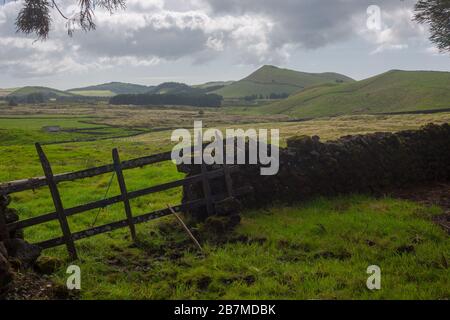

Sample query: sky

[0,0,449,90]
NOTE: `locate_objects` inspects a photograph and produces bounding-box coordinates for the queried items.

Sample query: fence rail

[1,143,250,260]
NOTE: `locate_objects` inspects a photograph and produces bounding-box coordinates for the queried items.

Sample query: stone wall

[179,123,450,221]
[0,195,41,296]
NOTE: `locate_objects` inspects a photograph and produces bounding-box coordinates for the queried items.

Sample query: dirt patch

[3,272,78,300]
[387,182,450,234]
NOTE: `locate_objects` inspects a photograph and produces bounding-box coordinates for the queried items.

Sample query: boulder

[202,215,241,235]
[35,256,63,275]
[0,249,13,292]
[0,242,7,258]
[0,212,8,241]
[215,197,241,216]
[3,208,19,224]
[3,239,42,269]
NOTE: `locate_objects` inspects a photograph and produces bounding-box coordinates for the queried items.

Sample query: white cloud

[359,7,428,54]
[0,0,439,79]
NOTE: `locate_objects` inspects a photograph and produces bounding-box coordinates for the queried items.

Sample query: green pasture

[0,106,448,300]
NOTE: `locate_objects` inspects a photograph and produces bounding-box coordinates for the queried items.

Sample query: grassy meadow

[0,102,449,299]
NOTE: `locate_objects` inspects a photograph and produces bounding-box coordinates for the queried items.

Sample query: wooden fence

[0,143,250,260]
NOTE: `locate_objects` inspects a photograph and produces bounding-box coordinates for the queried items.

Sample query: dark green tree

[414,0,450,52]
[7,97,18,106]
[15,0,126,39]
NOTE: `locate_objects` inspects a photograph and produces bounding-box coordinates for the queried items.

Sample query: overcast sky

[0,0,448,89]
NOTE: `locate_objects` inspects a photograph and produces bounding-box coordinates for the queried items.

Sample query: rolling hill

[213,65,354,98]
[8,86,76,99]
[68,82,153,97]
[147,82,199,95]
[193,81,235,93]
[258,70,450,118]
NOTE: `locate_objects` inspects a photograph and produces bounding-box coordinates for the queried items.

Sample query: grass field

[1,102,449,299]
[0,116,144,146]
[67,90,116,97]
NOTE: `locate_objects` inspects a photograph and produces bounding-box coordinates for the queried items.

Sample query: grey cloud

[206,0,419,49]
[0,0,428,79]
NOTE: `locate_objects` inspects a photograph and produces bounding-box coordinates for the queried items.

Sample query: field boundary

[0,143,249,260]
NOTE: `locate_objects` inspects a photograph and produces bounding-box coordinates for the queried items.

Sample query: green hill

[9,86,76,99]
[259,70,450,118]
[213,65,354,98]
[148,82,203,95]
[193,81,235,93]
[68,82,152,97]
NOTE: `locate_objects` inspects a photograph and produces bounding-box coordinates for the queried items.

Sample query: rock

[35,256,63,275]
[203,215,241,234]
[215,197,241,216]
[286,135,316,151]
[2,207,23,239]
[4,208,19,224]
[0,249,13,292]
[3,239,41,269]
[0,195,11,210]
[0,212,8,241]
[0,242,7,258]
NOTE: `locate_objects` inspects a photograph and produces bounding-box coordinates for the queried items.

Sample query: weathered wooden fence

[0,143,250,260]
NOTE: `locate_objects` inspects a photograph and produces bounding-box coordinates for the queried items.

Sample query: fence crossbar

[35,186,252,250]
[7,166,240,231]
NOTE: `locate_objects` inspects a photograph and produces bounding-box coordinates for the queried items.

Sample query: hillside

[148,82,203,95]
[259,70,450,118]
[8,86,76,99]
[213,65,354,98]
[68,82,152,97]
[193,81,235,93]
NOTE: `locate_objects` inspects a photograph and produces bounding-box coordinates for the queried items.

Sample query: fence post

[223,163,234,198]
[201,161,214,216]
[35,143,77,260]
[197,134,214,217]
[112,148,137,242]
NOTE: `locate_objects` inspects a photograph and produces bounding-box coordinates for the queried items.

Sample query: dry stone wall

[0,195,41,296]
[179,123,450,221]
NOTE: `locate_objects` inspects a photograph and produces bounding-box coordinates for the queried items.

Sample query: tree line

[244,93,290,101]
[109,93,223,107]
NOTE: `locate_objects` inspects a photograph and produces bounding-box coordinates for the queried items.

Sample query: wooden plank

[36,198,205,249]
[0,150,173,195]
[35,186,253,250]
[112,148,137,242]
[0,138,248,196]
[35,143,78,260]
[7,166,240,231]
[201,161,214,216]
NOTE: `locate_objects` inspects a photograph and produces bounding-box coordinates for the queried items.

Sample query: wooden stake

[167,204,204,255]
